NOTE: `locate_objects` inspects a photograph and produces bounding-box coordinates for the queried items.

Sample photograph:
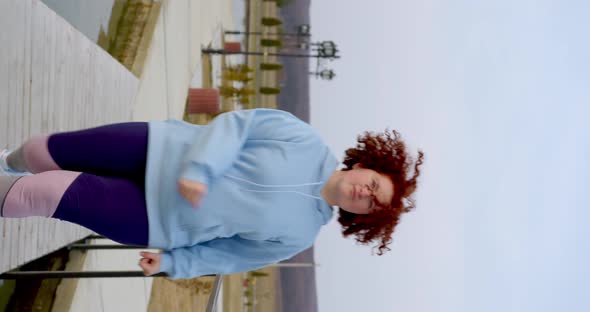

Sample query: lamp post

[309,69,336,80]
[203,40,340,60]
[310,41,338,58]
[296,24,311,36]
[224,24,311,37]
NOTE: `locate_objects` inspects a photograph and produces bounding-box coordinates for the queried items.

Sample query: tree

[219,86,256,98]
[238,87,256,97]
[261,17,283,26]
[260,63,284,71]
[223,64,254,83]
[259,87,281,95]
[230,64,254,73]
[262,0,295,7]
[222,71,253,83]
[239,95,251,105]
[219,86,239,98]
[250,271,270,277]
[260,38,283,48]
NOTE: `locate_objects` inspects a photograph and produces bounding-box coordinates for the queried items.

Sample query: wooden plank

[0,0,139,273]
[0,0,31,273]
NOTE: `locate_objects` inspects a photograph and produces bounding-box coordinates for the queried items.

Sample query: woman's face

[335,164,394,214]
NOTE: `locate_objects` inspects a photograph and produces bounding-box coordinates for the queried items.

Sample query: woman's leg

[1,172,149,246]
[5,122,148,181]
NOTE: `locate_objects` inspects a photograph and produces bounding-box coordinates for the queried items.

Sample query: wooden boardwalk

[0,0,138,273]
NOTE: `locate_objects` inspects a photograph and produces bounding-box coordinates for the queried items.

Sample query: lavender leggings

[48,122,149,246]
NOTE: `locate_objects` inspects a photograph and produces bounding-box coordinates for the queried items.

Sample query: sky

[310,1,590,311]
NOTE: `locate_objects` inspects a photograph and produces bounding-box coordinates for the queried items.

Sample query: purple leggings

[49,122,149,246]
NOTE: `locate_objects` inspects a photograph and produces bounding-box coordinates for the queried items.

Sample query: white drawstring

[239,189,324,200]
[224,174,325,200]
[225,174,324,187]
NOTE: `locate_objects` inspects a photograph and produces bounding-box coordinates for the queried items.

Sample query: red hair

[338,130,424,255]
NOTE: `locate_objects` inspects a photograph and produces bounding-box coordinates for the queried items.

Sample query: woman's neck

[320,170,342,206]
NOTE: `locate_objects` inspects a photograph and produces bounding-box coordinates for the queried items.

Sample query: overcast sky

[310,1,590,311]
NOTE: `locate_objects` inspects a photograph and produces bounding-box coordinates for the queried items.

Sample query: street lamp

[310,69,336,80]
[202,41,341,59]
[225,24,312,38]
[320,41,337,57]
[309,41,339,59]
[296,24,311,36]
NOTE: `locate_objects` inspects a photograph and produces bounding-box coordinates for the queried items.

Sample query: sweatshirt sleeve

[180,109,317,185]
[158,236,305,279]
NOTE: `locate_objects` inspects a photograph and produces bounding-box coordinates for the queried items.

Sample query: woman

[0,109,424,279]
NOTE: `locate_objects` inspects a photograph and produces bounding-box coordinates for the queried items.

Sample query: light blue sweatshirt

[144,109,339,279]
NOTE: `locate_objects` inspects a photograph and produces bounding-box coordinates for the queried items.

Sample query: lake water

[41,0,246,70]
[41,0,116,43]
[42,0,246,44]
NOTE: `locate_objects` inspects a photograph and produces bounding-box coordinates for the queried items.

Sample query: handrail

[67,244,147,250]
[0,234,225,310]
[0,271,169,279]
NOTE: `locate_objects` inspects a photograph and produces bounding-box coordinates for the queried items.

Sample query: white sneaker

[0,149,31,176]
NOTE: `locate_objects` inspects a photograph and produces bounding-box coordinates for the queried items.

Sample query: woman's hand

[178,178,208,208]
[139,251,161,276]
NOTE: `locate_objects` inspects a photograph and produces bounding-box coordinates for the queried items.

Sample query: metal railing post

[205,274,223,312]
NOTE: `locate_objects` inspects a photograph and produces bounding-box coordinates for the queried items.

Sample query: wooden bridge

[1,0,236,310]
[0,0,139,274]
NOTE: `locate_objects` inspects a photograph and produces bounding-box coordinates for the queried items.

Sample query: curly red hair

[338,130,424,255]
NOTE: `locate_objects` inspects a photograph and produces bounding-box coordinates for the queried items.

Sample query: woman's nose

[359,186,372,197]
